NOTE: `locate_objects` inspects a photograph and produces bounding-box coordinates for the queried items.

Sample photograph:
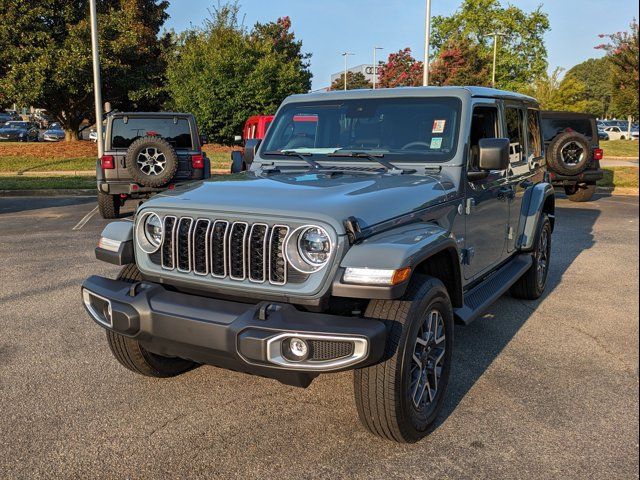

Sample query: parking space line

[72,206,99,231]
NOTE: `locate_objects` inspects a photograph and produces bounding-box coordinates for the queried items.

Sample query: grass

[0,176,97,190]
[601,140,639,158]
[598,167,639,190]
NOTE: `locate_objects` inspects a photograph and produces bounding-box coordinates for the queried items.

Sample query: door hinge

[461,247,475,266]
[465,198,476,215]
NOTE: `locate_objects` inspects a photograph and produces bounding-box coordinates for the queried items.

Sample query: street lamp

[423,0,432,87]
[489,32,507,88]
[342,52,355,91]
[89,0,104,157]
[373,47,384,89]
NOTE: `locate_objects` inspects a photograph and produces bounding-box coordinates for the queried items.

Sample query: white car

[89,130,98,142]
[604,126,632,140]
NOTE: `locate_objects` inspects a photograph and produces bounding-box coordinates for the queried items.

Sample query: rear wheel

[511,214,552,300]
[565,183,596,202]
[105,265,198,378]
[353,276,454,443]
[97,191,120,219]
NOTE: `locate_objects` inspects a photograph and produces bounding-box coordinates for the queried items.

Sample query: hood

[148,170,459,233]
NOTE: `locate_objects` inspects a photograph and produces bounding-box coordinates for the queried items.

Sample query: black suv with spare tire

[97,112,210,218]
[540,111,604,202]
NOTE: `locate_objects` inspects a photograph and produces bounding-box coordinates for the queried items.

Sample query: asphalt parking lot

[0,193,638,479]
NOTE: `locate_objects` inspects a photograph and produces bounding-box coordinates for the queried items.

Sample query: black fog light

[282,337,309,362]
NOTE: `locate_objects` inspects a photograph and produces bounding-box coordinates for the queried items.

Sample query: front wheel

[354,276,454,443]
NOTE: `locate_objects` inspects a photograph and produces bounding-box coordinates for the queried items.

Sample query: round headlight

[298,227,331,265]
[145,214,163,247]
[285,225,333,274]
[136,212,163,254]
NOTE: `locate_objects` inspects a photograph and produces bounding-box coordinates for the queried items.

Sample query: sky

[166,0,638,90]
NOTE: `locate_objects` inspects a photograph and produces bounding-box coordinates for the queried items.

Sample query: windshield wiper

[263,150,324,170]
[327,152,411,174]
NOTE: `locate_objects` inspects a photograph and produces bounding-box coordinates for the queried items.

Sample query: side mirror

[478,138,510,171]
[233,135,243,145]
[243,138,261,167]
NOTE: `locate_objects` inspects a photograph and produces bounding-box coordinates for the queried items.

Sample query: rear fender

[517,182,555,251]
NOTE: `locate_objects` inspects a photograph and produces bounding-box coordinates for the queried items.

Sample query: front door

[464,103,510,280]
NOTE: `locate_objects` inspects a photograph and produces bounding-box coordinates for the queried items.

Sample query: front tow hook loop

[257,303,282,321]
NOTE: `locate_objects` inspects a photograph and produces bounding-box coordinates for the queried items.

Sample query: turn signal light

[100,155,115,169]
[191,154,204,169]
[593,148,604,161]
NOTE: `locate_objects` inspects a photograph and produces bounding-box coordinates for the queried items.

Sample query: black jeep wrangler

[97,112,211,219]
[540,111,604,202]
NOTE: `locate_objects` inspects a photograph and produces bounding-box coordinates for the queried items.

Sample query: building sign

[330,64,382,84]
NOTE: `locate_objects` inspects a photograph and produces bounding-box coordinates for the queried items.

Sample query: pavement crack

[147,409,203,438]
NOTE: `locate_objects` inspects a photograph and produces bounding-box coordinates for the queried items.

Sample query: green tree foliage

[522,67,590,112]
[167,3,312,144]
[430,36,491,87]
[596,20,639,118]
[330,71,372,91]
[564,58,612,117]
[377,48,424,88]
[431,0,550,91]
[0,0,171,140]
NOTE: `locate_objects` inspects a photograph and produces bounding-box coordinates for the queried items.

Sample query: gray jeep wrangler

[82,87,554,443]
[96,112,210,219]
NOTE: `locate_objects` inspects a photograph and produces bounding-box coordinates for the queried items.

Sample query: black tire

[105,264,198,378]
[511,214,552,300]
[547,132,591,175]
[125,136,178,187]
[354,276,454,443]
[97,191,120,219]
[565,183,597,202]
[230,150,246,173]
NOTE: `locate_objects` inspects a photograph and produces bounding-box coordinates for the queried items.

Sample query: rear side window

[527,109,543,159]
[505,107,526,164]
[542,118,593,142]
[111,117,193,149]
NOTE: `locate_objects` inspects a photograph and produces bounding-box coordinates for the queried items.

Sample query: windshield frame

[258,96,463,166]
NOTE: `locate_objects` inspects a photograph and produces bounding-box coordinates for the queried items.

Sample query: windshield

[261,97,462,162]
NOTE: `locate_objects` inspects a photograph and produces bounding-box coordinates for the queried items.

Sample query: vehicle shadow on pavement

[437,204,601,425]
[0,196,96,215]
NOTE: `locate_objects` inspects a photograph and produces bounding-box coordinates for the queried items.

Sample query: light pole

[489,32,507,88]
[342,52,355,91]
[89,0,104,157]
[423,0,432,87]
[373,47,383,89]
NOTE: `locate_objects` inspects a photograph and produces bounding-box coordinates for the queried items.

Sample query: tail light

[100,155,115,169]
[191,154,204,169]
[593,148,604,161]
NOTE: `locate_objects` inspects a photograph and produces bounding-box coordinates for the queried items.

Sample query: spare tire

[547,132,590,176]
[125,136,178,187]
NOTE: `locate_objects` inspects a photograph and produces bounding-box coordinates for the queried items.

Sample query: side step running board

[454,254,533,325]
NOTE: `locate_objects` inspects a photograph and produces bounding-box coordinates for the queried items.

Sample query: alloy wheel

[560,141,585,165]
[536,226,550,288]
[410,309,446,409]
[137,147,167,176]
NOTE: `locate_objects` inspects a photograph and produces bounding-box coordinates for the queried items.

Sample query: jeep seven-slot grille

[160,217,290,285]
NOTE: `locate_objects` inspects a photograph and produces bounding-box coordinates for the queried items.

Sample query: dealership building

[330,64,382,84]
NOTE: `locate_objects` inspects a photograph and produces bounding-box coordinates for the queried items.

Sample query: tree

[565,58,612,117]
[330,71,372,91]
[167,3,312,143]
[431,0,550,91]
[522,67,590,112]
[376,48,424,88]
[0,0,171,141]
[596,20,639,119]
[430,36,491,87]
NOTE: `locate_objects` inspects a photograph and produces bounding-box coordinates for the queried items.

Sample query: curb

[0,189,96,197]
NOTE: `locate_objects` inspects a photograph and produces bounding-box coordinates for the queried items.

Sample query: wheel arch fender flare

[337,223,463,306]
[95,221,135,266]
[517,182,555,252]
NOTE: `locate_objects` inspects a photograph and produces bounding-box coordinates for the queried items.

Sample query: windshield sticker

[432,120,446,134]
[430,137,443,149]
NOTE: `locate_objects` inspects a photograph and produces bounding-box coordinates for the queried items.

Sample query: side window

[526,109,543,159]
[469,106,498,170]
[505,107,526,164]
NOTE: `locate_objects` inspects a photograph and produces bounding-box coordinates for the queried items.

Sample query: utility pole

[489,32,506,89]
[373,47,383,89]
[89,0,105,157]
[423,0,432,86]
[342,52,354,91]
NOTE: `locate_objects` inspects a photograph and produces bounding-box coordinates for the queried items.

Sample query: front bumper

[81,275,387,388]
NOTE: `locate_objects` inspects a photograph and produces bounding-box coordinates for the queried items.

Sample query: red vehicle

[231,114,318,173]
